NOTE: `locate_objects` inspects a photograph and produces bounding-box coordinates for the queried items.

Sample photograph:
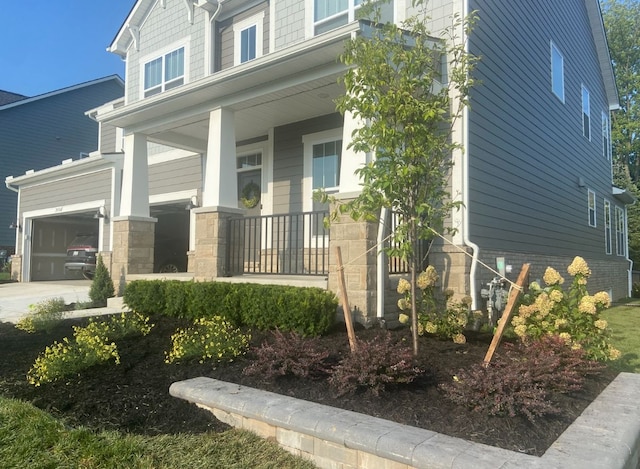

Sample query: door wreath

[240,181,261,209]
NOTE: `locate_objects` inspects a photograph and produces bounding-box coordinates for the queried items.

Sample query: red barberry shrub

[328,332,424,396]
[440,335,603,422]
[243,329,331,380]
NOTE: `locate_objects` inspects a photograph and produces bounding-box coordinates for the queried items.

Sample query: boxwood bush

[123,280,337,336]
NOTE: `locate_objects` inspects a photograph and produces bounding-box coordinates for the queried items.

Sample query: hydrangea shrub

[511,256,619,361]
[397,265,473,343]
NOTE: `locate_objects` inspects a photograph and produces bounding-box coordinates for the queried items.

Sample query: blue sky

[0,1,135,97]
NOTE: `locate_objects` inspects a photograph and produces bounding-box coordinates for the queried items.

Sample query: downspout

[377,207,390,322]
[461,0,480,309]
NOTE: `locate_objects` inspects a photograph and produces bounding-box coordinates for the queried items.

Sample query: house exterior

[1,77,125,263]
[7,0,631,323]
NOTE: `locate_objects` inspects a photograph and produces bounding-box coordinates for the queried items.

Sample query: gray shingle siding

[272,113,343,215]
[1,78,124,248]
[467,0,618,260]
[148,154,202,196]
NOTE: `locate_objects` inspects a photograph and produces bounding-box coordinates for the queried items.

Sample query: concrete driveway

[0,280,92,324]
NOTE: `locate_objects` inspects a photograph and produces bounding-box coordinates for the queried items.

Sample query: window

[143,47,185,97]
[303,130,343,240]
[237,152,262,209]
[604,200,612,255]
[582,85,591,140]
[602,112,611,160]
[314,0,362,35]
[615,206,625,256]
[233,12,264,65]
[551,42,564,102]
[312,140,342,191]
[588,189,596,227]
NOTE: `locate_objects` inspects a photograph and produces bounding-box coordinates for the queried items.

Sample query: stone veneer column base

[327,210,379,326]
[10,255,22,282]
[428,242,473,298]
[193,207,243,280]
[111,217,156,295]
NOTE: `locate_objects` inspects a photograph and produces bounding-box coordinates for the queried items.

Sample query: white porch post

[203,107,237,209]
[339,109,366,194]
[120,132,150,217]
[194,107,241,280]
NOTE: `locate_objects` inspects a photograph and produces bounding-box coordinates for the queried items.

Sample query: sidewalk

[0,280,124,324]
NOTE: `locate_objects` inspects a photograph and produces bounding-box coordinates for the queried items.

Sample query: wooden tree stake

[334,246,358,352]
[483,263,530,365]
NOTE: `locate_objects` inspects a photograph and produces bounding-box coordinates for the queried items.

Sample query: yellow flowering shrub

[397,265,471,343]
[15,297,66,333]
[27,312,154,386]
[511,256,619,361]
[165,316,250,364]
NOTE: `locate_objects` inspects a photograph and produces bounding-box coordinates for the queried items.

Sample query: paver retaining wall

[170,373,640,469]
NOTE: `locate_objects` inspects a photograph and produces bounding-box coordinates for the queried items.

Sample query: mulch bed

[0,314,617,457]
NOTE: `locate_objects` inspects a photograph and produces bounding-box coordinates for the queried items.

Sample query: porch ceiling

[99,23,359,152]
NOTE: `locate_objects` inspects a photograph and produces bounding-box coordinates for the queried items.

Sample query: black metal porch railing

[226,211,330,276]
[387,211,430,275]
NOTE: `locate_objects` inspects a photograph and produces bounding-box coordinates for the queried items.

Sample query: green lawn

[0,397,315,469]
[603,301,640,373]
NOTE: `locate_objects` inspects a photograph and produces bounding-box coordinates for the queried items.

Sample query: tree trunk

[410,217,419,356]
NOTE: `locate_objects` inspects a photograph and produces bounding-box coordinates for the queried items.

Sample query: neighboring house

[1,77,124,277]
[6,0,632,324]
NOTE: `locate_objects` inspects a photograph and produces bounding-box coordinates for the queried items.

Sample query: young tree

[323,1,477,354]
[602,0,640,265]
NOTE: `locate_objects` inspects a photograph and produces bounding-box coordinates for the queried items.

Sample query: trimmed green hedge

[123,280,337,336]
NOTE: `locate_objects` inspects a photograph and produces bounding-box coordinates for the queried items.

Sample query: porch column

[111,132,156,294]
[195,107,242,279]
[328,197,379,327]
[339,110,367,194]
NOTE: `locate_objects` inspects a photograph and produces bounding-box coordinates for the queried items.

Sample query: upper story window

[143,46,185,98]
[551,42,564,103]
[582,85,591,140]
[602,112,611,160]
[234,12,264,65]
[604,199,612,255]
[615,206,626,256]
[314,0,362,35]
[588,189,596,227]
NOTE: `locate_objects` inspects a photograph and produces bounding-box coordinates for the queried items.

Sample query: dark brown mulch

[0,315,617,457]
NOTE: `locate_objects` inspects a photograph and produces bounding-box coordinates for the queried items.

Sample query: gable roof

[0,76,125,112]
[0,90,27,106]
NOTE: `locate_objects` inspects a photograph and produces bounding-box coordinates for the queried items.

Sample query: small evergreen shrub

[27,312,154,386]
[243,330,331,380]
[15,297,66,333]
[328,333,423,396]
[440,335,603,422]
[89,255,115,307]
[165,316,251,364]
[632,282,640,298]
[123,280,168,315]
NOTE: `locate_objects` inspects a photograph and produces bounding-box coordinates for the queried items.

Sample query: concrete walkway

[0,280,123,324]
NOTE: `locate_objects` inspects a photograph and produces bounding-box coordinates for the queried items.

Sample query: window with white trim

[604,199,612,255]
[582,85,591,140]
[615,206,625,256]
[588,189,596,227]
[143,47,185,97]
[233,12,264,65]
[551,42,564,102]
[303,129,343,240]
[314,0,362,35]
[236,152,262,209]
[602,112,611,160]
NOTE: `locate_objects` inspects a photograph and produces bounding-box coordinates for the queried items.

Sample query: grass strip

[0,397,316,469]
[602,301,640,373]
